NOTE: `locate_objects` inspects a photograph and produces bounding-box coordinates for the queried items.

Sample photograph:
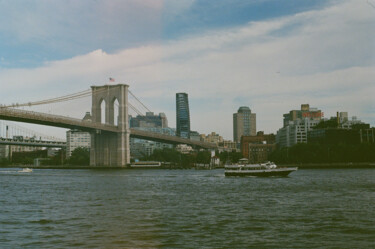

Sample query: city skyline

[0,0,374,140]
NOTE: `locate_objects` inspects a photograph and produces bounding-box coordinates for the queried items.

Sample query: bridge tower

[90,84,130,167]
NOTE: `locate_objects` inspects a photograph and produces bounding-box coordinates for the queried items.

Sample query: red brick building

[241,131,276,163]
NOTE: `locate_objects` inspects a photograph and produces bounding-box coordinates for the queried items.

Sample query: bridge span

[0,106,216,149]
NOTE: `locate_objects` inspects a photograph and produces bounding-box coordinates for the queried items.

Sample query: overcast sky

[0,0,374,140]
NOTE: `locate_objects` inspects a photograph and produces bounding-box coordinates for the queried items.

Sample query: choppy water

[0,168,374,248]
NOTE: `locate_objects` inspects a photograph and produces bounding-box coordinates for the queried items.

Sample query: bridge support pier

[90,84,130,167]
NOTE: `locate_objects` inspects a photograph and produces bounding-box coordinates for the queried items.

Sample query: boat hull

[225,168,297,177]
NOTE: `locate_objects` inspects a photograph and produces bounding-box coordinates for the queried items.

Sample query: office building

[201,132,224,145]
[130,127,175,159]
[130,112,168,128]
[233,106,256,143]
[176,93,190,139]
[66,129,91,158]
[276,104,322,147]
[65,112,92,158]
[189,131,201,142]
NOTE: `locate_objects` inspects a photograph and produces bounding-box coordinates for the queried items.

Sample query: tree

[68,147,90,165]
[314,118,338,129]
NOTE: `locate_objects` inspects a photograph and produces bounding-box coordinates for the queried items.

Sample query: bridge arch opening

[112,97,119,126]
[100,98,106,124]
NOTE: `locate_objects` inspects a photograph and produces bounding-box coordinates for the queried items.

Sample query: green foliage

[351,123,370,130]
[196,150,211,164]
[0,158,10,166]
[46,149,66,165]
[144,148,181,163]
[314,118,338,129]
[218,151,243,163]
[269,143,375,163]
[12,150,47,164]
[68,147,90,165]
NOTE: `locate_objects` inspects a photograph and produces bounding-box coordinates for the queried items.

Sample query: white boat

[18,168,33,173]
[225,159,297,177]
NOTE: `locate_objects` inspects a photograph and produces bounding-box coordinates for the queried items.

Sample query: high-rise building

[176,93,190,139]
[233,106,256,143]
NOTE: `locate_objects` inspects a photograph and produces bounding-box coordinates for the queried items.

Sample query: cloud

[0,0,374,139]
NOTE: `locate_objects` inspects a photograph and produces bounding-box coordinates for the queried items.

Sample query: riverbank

[279,162,375,169]
[2,162,375,169]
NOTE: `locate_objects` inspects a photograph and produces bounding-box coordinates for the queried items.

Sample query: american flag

[109,77,115,82]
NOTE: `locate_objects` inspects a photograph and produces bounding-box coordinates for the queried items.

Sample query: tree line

[269,143,375,164]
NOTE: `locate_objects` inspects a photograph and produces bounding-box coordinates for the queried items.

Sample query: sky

[0,0,374,140]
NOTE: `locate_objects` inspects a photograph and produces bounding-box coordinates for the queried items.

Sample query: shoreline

[278,162,375,169]
[1,162,375,170]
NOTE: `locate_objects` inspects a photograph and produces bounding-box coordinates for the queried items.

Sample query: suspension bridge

[0,83,216,167]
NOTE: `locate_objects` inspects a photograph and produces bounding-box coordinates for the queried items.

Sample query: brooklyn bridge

[0,84,216,167]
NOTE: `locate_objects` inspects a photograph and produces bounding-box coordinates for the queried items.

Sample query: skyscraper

[176,93,190,139]
[233,106,256,143]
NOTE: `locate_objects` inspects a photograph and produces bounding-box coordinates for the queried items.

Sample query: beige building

[218,140,238,152]
[233,106,256,143]
[66,130,91,158]
[201,132,224,145]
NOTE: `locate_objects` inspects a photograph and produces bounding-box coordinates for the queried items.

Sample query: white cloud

[0,0,374,139]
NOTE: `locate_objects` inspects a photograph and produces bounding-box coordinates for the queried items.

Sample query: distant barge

[130,161,162,169]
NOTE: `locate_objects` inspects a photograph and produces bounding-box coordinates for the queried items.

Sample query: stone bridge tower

[90,84,130,167]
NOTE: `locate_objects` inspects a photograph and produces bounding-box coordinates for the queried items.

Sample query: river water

[0,168,374,248]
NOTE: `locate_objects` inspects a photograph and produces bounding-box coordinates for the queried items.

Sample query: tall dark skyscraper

[176,93,190,139]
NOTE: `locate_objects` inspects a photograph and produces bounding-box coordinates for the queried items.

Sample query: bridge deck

[0,138,66,148]
[0,108,216,149]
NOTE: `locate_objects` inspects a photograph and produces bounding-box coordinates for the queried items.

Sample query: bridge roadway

[0,108,216,149]
[0,137,66,148]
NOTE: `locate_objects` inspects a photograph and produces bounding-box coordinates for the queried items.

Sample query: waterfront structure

[0,145,8,158]
[176,144,193,154]
[233,106,256,143]
[0,143,39,158]
[66,129,91,158]
[176,93,190,139]
[276,104,322,148]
